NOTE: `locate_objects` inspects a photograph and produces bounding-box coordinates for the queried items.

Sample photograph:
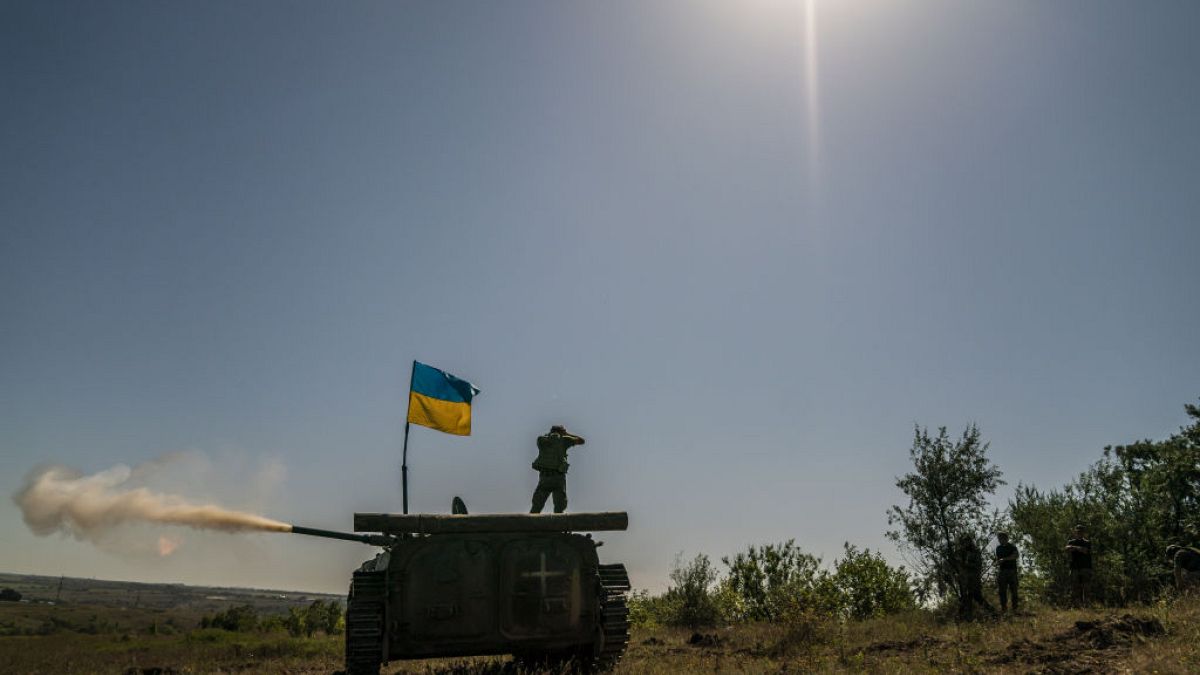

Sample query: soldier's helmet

[550,424,567,434]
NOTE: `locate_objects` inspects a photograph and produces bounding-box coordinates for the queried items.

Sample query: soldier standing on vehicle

[994,532,1020,613]
[1166,545,1200,592]
[529,425,585,514]
[1065,524,1093,605]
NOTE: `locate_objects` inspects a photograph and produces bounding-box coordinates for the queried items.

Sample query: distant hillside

[0,572,341,615]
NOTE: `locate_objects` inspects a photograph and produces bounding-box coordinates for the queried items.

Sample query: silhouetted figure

[956,533,995,620]
[994,532,1020,612]
[1065,524,1093,605]
[529,425,585,513]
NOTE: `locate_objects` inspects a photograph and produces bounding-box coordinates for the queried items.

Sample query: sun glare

[804,0,821,186]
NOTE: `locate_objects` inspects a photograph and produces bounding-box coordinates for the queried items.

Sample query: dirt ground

[985,614,1165,674]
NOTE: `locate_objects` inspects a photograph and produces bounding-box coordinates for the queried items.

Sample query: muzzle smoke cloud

[14,462,292,542]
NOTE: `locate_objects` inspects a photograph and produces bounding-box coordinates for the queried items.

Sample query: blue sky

[2,1,1198,593]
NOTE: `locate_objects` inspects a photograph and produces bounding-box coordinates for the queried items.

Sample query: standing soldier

[1166,545,1200,592]
[529,425,586,514]
[956,533,995,620]
[994,532,1020,613]
[1065,524,1093,605]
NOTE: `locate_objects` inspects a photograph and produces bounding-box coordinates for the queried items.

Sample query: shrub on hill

[200,604,259,632]
[659,554,727,628]
[1010,399,1200,606]
[723,540,835,622]
[285,599,344,637]
[629,541,915,628]
[198,600,343,636]
[831,544,916,620]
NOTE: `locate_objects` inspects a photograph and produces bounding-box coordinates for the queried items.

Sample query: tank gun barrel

[354,511,628,536]
[291,525,395,547]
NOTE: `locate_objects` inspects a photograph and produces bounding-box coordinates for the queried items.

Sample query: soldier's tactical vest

[532,434,570,474]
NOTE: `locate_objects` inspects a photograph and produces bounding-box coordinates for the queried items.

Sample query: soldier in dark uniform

[994,532,1020,613]
[1166,545,1200,592]
[529,425,586,514]
[1065,524,1093,605]
[956,533,995,620]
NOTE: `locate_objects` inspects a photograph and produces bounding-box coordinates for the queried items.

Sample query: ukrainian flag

[407,362,481,436]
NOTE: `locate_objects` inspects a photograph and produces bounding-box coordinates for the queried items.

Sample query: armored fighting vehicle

[293,511,630,675]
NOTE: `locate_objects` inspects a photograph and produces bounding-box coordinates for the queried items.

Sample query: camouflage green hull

[340,514,630,674]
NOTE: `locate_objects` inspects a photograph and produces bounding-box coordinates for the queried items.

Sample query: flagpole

[402,360,416,515]
[402,421,410,514]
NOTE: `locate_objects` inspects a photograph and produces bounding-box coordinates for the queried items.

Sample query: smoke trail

[14,462,292,542]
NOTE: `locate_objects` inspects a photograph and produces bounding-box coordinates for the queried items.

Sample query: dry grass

[0,631,342,674]
[615,596,1200,674]
[2,596,1199,674]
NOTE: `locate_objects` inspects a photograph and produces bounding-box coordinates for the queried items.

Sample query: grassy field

[2,573,1198,674]
[617,600,1197,674]
[0,572,346,674]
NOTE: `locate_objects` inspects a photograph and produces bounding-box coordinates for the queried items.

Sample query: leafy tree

[1009,478,1125,604]
[887,424,1004,603]
[1109,401,1200,543]
[830,544,916,620]
[1009,400,1200,605]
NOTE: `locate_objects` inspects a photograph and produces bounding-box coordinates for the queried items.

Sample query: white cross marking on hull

[521,552,566,596]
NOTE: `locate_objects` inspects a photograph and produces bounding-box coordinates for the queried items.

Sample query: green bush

[188,627,238,643]
[723,540,833,622]
[772,600,830,655]
[197,600,343,637]
[831,544,916,620]
[286,600,344,637]
[631,540,916,628]
[627,589,670,629]
[661,553,723,628]
[199,604,258,632]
